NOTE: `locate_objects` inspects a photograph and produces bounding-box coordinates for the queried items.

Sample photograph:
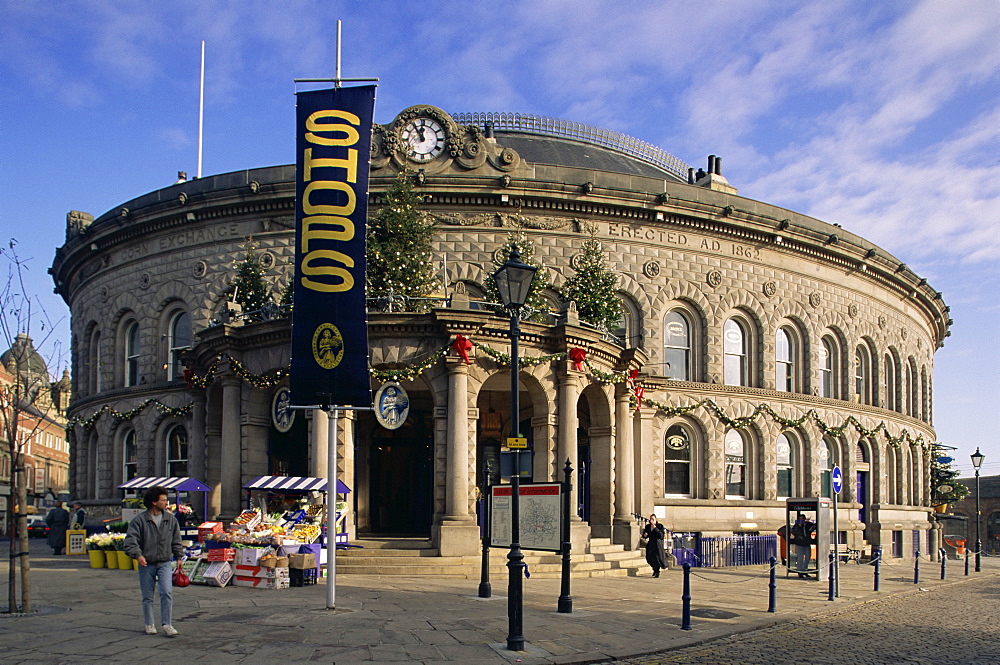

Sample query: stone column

[189,392,207,482]
[556,369,580,514]
[310,408,329,479]
[220,374,243,518]
[612,386,636,548]
[436,357,478,556]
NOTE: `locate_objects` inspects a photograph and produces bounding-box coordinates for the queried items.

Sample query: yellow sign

[66,529,87,556]
[506,437,528,449]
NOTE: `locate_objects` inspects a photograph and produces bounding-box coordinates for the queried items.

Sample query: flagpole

[197,40,205,179]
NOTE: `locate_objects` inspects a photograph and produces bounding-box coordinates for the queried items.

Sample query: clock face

[401,117,445,162]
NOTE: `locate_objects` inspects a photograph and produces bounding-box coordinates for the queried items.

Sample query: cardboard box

[289,553,317,570]
[236,548,270,566]
[206,548,235,562]
[280,544,302,557]
[201,561,233,587]
[233,575,290,589]
[197,522,224,542]
[233,564,289,579]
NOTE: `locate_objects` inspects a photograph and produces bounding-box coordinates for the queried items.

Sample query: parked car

[26,515,50,538]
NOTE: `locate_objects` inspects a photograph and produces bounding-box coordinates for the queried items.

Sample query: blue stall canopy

[118,476,212,492]
[244,475,351,494]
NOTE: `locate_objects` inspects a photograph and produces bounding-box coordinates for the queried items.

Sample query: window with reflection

[124,321,140,387]
[613,294,641,349]
[166,424,188,477]
[663,310,691,381]
[820,439,834,498]
[885,352,897,411]
[723,319,748,386]
[123,430,137,482]
[855,345,871,405]
[664,425,692,496]
[167,311,192,381]
[777,433,795,498]
[724,429,746,498]
[90,328,103,394]
[818,336,837,398]
[775,327,794,392]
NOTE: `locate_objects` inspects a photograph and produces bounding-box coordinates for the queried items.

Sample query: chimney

[688,168,695,184]
[714,156,722,175]
[484,122,494,139]
[707,155,716,175]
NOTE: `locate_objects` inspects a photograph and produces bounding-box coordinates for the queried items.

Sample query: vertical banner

[290,86,376,407]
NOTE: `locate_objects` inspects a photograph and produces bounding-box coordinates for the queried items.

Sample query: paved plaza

[2,538,996,664]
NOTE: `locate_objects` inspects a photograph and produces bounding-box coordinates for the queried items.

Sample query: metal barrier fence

[694,535,778,568]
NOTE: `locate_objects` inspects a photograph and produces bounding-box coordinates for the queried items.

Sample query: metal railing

[695,535,778,568]
[451,112,691,181]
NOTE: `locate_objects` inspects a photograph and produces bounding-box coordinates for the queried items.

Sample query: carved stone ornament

[193,261,208,278]
[500,174,512,188]
[643,260,661,278]
[809,292,821,308]
[878,315,887,329]
[917,337,923,350]
[492,248,507,265]
[259,252,275,270]
[140,273,151,289]
[249,181,260,194]
[499,213,570,231]
[120,207,130,219]
[178,192,188,205]
[433,212,497,227]
[570,253,585,271]
[100,286,109,303]
[848,303,859,318]
[762,281,777,297]
[707,270,723,288]
[900,327,908,340]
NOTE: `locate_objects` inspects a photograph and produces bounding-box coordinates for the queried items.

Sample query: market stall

[242,475,353,548]
[117,476,211,534]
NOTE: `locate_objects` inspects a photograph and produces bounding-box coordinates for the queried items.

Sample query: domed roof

[1,333,49,378]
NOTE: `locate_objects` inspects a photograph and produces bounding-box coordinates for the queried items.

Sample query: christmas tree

[367,171,439,312]
[228,239,273,313]
[485,229,551,323]
[559,232,622,332]
[930,448,970,507]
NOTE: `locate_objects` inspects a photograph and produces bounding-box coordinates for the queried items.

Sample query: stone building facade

[51,106,948,558]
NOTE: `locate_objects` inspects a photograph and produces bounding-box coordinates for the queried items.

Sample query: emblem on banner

[312,323,345,369]
[271,387,295,433]
[374,382,409,430]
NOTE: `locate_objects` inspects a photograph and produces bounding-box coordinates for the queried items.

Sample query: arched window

[124,321,140,387]
[775,327,795,392]
[820,439,834,498]
[167,311,192,381]
[664,425,692,497]
[906,359,917,416]
[920,365,928,422]
[818,335,838,399]
[166,424,188,477]
[613,294,642,349]
[663,310,691,381]
[723,319,749,387]
[885,446,899,504]
[884,352,898,412]
[854,344,871,405]
[123,430,138,482]
[724,429,747,498]
[776,432,796,498]
[90,328,103,394]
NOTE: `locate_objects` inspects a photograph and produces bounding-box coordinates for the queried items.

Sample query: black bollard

[913,549,920,585]
[965,548,970,576]
[557,460,573,614]
[940,548,947,580]
[828,551,835,601]
[873,547,881,591]
[681,564,692,630]
[768,556,776,613]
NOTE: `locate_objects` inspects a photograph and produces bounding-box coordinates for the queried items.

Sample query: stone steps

[334,537,647,578]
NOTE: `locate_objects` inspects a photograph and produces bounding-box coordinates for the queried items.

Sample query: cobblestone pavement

[616,572,1000,665]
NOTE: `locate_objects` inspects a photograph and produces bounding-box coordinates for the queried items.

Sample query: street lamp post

[971,447,985,573]
[493,248,537,652]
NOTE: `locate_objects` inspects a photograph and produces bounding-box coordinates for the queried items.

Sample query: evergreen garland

[484,229,552,323]
[559,232,622,331]
[367,171,439,312]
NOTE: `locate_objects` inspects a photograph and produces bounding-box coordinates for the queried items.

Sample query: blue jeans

[138,561,174,626]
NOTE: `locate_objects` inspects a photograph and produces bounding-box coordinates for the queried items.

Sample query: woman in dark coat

[642,514,669,577]
[44,501,71,555]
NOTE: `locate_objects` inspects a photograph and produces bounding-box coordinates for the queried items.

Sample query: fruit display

[290,524,321,543]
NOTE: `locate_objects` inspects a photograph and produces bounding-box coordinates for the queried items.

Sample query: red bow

[183,369,194,389]
[452,334,473,364]
[628,369,644,411]
[569,347,587,371]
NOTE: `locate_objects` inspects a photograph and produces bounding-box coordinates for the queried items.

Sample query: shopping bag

[172,559,191,587]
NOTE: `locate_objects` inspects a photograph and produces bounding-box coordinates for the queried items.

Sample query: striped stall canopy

[244,475,351,494]
[117,477,211,492]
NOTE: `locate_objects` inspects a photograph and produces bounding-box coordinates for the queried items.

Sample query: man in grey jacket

[124,486,184,636]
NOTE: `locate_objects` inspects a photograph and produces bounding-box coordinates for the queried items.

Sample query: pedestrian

[71,501,86,530]
[790,512,816,578]
[44,501,70,554]
[123,486,184,637]
[642,514,669,578]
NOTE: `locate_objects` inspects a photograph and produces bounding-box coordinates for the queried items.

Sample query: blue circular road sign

[832,465,843,494]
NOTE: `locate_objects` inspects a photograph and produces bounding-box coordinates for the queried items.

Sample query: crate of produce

[233,575,290,589]
[233,564,289,579]
[232,510,261,530]
[236,547,272,566]
[206,548,236,562]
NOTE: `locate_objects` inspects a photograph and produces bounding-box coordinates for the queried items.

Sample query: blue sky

[2,0,998,476]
